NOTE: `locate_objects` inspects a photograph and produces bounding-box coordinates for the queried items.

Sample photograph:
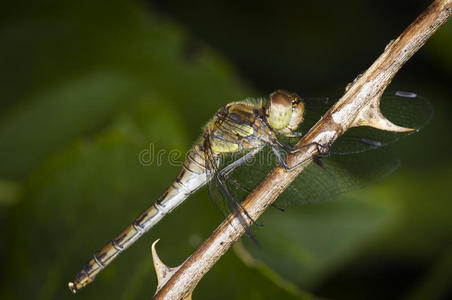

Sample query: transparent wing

[207,172,230,219]
[332,92,432,154]
[213,91,431,209]
[230,146,399,209]
[228,146,279,197]
[203,139,258,239]
[276,147,400,207]
[295,91,433,154]
[203,144,233,219]
[229,146,340,208]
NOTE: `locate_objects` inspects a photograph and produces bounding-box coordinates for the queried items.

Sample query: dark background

[0,1,451,299]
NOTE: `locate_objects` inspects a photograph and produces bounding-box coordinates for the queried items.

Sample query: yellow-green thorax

[205,90,305,156]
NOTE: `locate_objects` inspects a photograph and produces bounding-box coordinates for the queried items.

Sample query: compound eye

[270,90,292,108]
[268,90,293,130]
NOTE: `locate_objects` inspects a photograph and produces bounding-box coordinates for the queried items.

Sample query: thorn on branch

[151,239,192,299]
[351,94,414,132]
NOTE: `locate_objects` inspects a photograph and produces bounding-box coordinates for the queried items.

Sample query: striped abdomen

[69,144,211,293]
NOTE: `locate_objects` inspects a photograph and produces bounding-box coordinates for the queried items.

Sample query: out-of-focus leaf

[426,20,452,69]
[367,167,452,256]
[403,245,452,300]
[2,96,187,300]
[241,191,398,289]
[313,166,452,299]
[0,180,20,205]
[197,249,314,300]
[0,72,141,179]
[0,0,249,180]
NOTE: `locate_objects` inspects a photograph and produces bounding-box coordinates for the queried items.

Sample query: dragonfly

[68,90,431,293]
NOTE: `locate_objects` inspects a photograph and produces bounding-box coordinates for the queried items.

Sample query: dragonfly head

[266,90,304,135]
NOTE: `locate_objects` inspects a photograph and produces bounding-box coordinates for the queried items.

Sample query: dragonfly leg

[216,174,263,227]
[272,141,331,171]
[226,178,290,217]
[219,147,262,178]
[216,149,264,228]
[271,146,290,170]
[289,141,330,156]
[222,161,278,222]
[226,178,251,193]
[284,131,303,138]
[271,203,286,211]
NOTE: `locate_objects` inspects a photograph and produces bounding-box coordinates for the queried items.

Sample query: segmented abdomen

[69,144,211,293]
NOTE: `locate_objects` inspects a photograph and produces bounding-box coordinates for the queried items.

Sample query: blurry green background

[0,0,451,299]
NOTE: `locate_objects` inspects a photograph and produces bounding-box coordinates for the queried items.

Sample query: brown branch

[153,1,452,299]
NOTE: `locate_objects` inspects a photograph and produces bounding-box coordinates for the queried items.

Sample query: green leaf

[426,20,452,69]
[0,0,249,180]
[0,72,141,179]
[2,96,186,299]
[241,190,398,289]
[0,180,20,205]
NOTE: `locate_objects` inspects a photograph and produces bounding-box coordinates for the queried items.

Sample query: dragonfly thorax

[207,90,305,155]
[208,102,265,154]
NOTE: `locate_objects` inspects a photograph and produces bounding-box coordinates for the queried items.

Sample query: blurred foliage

[0,0,451,300]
